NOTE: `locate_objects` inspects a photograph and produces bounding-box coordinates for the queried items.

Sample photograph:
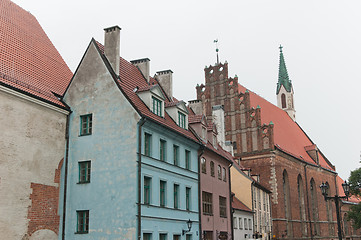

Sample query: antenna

[214,39,219,65]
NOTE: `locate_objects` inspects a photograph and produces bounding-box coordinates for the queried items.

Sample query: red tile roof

[94,41,199,142]
[238,84,334,171]
[0,0,72,108]
[232,195,253,213]
[188,114,203,124]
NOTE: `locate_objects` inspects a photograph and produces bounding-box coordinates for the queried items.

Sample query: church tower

[276,45,296,121]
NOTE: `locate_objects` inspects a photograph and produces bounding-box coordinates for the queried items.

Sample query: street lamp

[182,219,192,235]
[319,180,349,240]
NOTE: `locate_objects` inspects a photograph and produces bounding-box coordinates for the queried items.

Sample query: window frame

[219,196,227,218]
[210,161,215,177]
[185,150,191,170]
[217,165,222,180]
[80,114,92,136]
[143,233,152,240]
[186,187,191,211]
[239,217,243,229]
[222,167,226,182]
[152,96,163,117]
[160,139,167,161]
[202,191,213,215]
[78,161,91,184]
[173,145,179,166]
[178,111,186,129]
[201,158,206,174]
[144,133,152,157]
[76,210,89,234]
[144,176,151,205]
[159,233,167,240]
[174,184,179,209]
[160,180,166,207]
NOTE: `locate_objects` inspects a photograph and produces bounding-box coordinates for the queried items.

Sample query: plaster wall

[61,42,140,239]
[0,89,67,239]
[141,121,200,238]
[230,167,253,209]
[233,210,253,240]
[200,149,232,239]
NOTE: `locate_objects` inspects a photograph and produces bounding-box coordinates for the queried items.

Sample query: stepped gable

[238,84,334,171]
[0,0,72,107]
[95,41,198,142]
[232,195,253,213]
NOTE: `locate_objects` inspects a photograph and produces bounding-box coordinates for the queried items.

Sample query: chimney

[212,105,225,147]
[155,70,173,99]
[130,58,150,82]
[104,26,121,75]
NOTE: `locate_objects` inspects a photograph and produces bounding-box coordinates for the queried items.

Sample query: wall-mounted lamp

[182,219,192,235]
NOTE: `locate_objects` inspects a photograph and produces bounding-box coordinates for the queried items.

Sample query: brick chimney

[130,58,150,82]
[155,70,173,99]
[104,26,121,75]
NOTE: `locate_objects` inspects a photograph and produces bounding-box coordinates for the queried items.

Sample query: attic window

[152,96,162,117]
[213,134,217,148]
[178,112,186,129]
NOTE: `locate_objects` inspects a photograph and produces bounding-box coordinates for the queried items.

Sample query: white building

[233,196,254,239]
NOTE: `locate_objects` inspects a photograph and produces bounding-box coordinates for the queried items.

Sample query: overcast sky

[12,0,361,180]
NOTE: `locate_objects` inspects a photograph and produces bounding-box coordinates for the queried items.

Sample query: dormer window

[213,134,217,148]
[202,126,207,141]
[152,96,162,117]
[178,111,186,129]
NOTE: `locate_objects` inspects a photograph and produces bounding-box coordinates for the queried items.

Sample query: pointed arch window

[297,175,307,236]
[310,178,320,236]
[283,170,293,237]
[325,182,334,235]
[281,94,286,108]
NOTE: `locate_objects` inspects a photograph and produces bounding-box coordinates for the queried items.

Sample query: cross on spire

[279,44,283,52]
[214,39,219,65]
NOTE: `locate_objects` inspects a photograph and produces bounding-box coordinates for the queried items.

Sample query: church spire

[277,45,292,94]
[276,45,296,121]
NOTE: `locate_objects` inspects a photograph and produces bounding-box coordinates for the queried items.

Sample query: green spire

[276,45,292,94]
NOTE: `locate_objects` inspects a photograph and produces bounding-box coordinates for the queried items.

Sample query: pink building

[189,114,233,240]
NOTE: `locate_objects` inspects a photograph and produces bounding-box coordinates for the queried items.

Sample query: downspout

[304,164,314,240]
[62,112,71,240]
[137,117,146,240]
[228,163,234,240]
[198,145,205,239]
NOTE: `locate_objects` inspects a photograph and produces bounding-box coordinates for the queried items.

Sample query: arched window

[201,158,206,174]
[281,94,286,108]
[283,170,293,237]
[344,213,349,236]
[217,165,222,180]
[310,178,320,235]
[325,182,334,235]
[210,161,215,177]
[297,175,307,236]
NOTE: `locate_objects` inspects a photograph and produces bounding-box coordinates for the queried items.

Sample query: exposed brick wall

[27,159,62,236]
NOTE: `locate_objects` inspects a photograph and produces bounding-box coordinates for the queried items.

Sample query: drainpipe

[304,164,314,240]
[62,112,71,240]
[228,163,234,240]
[198,145,205,239]
[137,117,146,240]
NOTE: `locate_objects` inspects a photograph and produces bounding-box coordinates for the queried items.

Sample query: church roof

[276,45,292,94]
[0,0,72,108]
[93,40,199,143]
[238,84,335,171]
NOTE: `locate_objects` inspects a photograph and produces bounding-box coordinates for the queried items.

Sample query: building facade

[191,48,360,239]
[60,26,201,240]
[232,196,254,240]
[0,0,72,239]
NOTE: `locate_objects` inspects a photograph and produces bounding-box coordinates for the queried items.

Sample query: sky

[11,0,361,180]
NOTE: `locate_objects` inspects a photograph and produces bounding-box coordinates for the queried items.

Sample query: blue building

[59,26,201,240]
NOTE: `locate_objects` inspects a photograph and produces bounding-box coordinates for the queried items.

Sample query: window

[143,233,152,240]
[222,167,226,182]
[249,219,252,230]
[210,161,215,177]
[160,180,166,207]
[244,218,248,230]
[201,158,206,173]
[233,217,238,229]
[159,233,167,240]
[217,165,222,180]
[160,139,166,161]
[185,150,191,170]
[178,111,186,129]
[79,161,91,183]
[186,234,192,240]
[219,196,227,218]
[202,126,206,140]
[144,133,152,157]
[212,134,217,147]
[173,235,180,240]
[174,184,179,209]
[76,210,89,234]
[144,176,151,205]
[186,187,191,211]
[239,217,243,229]
[80,114,92,136]
[152,96,162,117]
[202,191,213,215]
[173,145,179,166]
[281,94,286,108]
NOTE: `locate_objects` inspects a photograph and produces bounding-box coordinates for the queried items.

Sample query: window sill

[203,213,213,216]
[79,133,92,137]
[75,231,88,234]
[77,181,90,184]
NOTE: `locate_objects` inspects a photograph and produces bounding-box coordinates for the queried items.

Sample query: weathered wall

[230,167,253,209]
[61,42,140,239]
[0,88,67,239]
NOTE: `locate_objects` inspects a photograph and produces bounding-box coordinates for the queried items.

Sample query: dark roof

[94,40,199,143]
[0,0,72,108]
[232,195,253,213]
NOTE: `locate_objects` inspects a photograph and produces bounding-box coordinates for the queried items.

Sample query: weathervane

[214,39,219,65]
[279,44,283,53]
